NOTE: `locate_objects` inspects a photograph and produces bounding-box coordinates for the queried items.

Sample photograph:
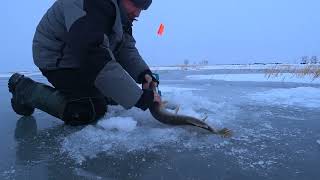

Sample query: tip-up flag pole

[157,23,165,36]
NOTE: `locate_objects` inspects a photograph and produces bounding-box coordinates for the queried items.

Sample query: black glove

[138,70,159,85]
[135,89,154,111]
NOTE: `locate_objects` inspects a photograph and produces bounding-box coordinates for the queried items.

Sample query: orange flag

[157,23,165,36]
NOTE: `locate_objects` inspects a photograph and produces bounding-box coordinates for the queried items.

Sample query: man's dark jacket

[33,0,151,109]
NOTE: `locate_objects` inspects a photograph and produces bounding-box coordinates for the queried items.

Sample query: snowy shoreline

[1,64,319,77]
[186,73,320,84]
[1,64,320,84]
[150,64,320,71]
[0,71,42,78]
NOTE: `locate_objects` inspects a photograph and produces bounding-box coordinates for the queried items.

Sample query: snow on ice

[248,87,320,108]
[186,73,320,84]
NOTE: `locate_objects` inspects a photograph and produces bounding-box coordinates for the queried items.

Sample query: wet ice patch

[276,115,306,121]
[219,126,293,171]
[186,73,320,84]
[247,87,320,108]
[73,168,102,179]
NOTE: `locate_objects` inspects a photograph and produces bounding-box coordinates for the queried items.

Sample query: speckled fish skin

[149,102,216,133]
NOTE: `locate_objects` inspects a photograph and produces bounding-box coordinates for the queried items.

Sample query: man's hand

[142,74,157,89]
[142,74,161,103]
[135,73,162,111]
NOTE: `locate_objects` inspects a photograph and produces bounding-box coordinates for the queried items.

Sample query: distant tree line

[183,59,209,66]
[300,56,318,64]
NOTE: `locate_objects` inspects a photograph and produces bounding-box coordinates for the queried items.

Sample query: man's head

[121,0,152,22]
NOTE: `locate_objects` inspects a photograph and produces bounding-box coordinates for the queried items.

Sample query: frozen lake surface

[1,68,320,179]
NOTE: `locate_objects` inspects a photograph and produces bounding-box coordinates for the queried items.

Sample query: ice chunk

[61,86,227,164]
[98,117,137,132]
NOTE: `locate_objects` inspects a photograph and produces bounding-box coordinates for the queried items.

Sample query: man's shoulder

[85,0,117,14]
[87,0,118,8]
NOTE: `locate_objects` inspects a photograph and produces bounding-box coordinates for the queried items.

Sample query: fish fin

[160,103,166,108]
[174,105,180,114]
[202,115,208,122]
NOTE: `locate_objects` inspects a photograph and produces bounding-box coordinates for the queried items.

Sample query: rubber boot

[8,73,66,119]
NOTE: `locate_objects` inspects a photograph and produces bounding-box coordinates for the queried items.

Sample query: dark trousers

[40,68,107,125]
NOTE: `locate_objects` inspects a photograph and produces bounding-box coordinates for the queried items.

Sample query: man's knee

[62,98,107,126]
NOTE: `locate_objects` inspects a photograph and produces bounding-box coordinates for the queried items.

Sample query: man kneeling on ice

[8,0,161,125]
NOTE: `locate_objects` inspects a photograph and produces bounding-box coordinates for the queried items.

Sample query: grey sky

[1,0,320,72]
